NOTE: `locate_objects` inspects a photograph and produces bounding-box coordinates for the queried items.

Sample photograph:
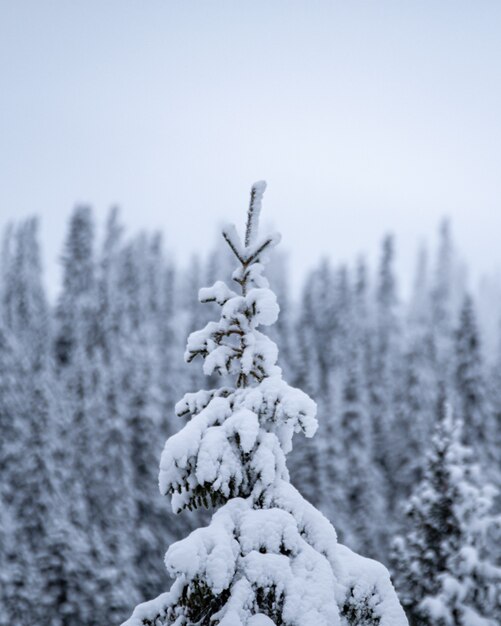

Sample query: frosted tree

[391,390,501,626]
[319,262,386,557]
[55,205,97,368]
[0,220,97,625]
[408,245,430,331]
[454,294,494,466]
[182,254,210,392]
[288,261,334,511]
[329,339,388,562]
[0,323,34,621]
[123,182,407,626]
[392,333,435,500]
[266,250,295,382]
[369,234,401,502]
[488,322,501,474]
[392,247,436,499]
[353,257,372,376]
[117,236,167,601]
[1,219,50,364]
[55,206,100,532]
[89,349,138,622]
[431,220,454,376]
[291,266,324,399]
[287,274,324,509]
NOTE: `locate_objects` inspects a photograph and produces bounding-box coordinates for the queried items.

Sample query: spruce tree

[117,236,169,601]
[123,182,407,626]
[0,323,34,621]
[488,320,501,473]
[454,294,493,465]
[329,337,387,561]
[431,219,454,378]
[0,220,96,625]
[287,275,324,509]
[55,205,97,368]
[288,263,332,511]
[370,234,401,506]
[393,246,436,499]
[319,262,386,559]
[391,391,501,626]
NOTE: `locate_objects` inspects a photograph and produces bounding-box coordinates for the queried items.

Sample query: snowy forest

[1,185,501,626]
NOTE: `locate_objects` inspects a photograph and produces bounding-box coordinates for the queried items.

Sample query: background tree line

[0,207,500,625]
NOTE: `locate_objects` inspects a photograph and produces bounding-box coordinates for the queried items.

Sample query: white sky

[1,1,500,298]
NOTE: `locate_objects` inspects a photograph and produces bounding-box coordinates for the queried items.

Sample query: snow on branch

[245,180,267,247]
[222,183,280,276]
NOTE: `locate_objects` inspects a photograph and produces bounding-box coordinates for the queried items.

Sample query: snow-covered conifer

[453,295,493,458]
[391,390,501,626]
[266,250,295,382]
[55,205,97,367]
[369,235,401,500]
[488,321,501,473]
[392,248,436,499]
[0,323,35,621]
[0,221,97,625]
[431,220,454,370]
[328,335,388,561]
[123,182,407,626]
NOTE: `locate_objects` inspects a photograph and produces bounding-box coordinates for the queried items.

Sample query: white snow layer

[159,375,318,513]
[245,181,267,247]
[124,484,407,626]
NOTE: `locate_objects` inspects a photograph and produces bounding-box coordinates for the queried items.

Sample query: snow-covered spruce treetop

[123,182,407,626]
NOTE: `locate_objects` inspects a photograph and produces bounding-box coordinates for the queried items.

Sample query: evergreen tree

[289,262,333,511]
[488,319,501,474]
[454,294,493,465]
[393,248,436,499]
[392,332,435,498]
[1,223,15,330]
[36,514,98,626]
[0,220,96,625]
[55,205,97,368]
[123,182,407,626]
[266,250,295,382]
[287,287,324,508]
[431,219,454,376]
[391,391,501,626]
[95,214,137,570]
[328,333,388,561]
[0,324,34,621]
[409,245,430,331]
[369,234,401,502]
[117,236,168,601]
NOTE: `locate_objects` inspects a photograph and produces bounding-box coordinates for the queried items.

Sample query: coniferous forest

[1,191,500,625]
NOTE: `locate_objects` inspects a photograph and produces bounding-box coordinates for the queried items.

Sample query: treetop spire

[245,180,267,247]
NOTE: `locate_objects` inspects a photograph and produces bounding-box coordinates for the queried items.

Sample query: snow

[247,616,276,626]
[246,288,280,326]
[121,586,181,626]
[335,543,409,626]
[222,223,245,263]
[199,280,237,305]
[160,497,340,626]
[159,375,319,513]
[124,488,407,626]
[245,180,267,247]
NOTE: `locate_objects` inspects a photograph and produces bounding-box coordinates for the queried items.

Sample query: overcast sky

[1,1,500,298]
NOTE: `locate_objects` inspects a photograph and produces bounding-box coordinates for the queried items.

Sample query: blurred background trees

[0,209,500,624]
